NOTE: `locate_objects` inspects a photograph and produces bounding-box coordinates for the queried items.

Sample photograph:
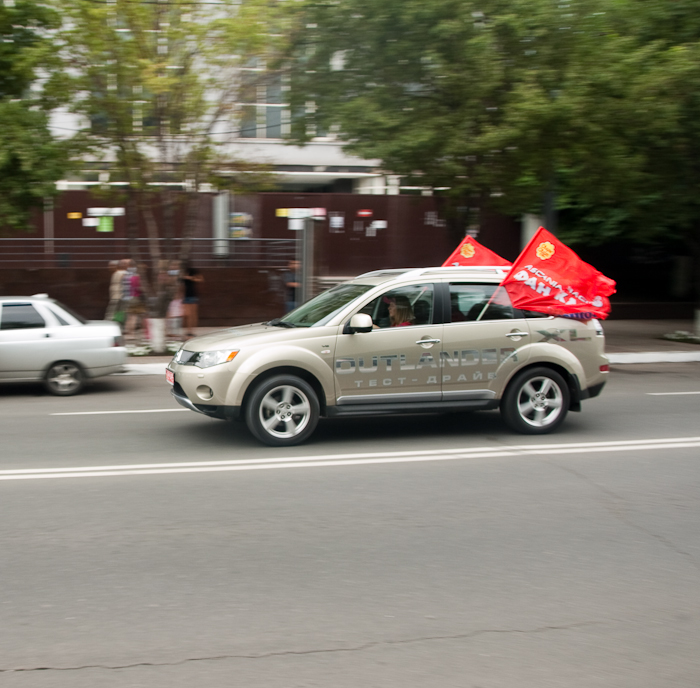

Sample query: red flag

[442,235,512,267]
[501,227,616,320]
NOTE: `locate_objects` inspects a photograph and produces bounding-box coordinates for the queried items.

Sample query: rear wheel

[501,367,569,434]
[245,375,319,446]
[45,361,84,396]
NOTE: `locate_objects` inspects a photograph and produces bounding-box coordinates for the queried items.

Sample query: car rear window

[449,284,516,321]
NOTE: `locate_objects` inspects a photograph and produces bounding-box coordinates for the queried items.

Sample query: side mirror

[347,313,373,334]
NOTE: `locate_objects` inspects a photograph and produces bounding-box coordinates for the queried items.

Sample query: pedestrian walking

[105,259,126,322]
[123,260,146,340]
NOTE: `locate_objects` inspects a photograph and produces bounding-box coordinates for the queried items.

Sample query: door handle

[505,331,529,338]
[416,338,441,345]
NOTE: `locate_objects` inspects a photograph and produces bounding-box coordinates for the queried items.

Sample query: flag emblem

[460,243,476,259]
[536,241,555,260]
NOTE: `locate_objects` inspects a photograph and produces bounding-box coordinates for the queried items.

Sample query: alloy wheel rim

[258,385,311,438]
[48,364,80,392]
[516,376,563,427]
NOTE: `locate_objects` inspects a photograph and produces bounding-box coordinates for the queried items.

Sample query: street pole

[212,191,229,257]
[300,216,314,304]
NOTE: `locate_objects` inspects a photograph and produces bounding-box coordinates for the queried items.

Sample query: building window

[236,69,288,139]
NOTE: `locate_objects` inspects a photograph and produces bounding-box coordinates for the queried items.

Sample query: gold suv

[166,267,608,446]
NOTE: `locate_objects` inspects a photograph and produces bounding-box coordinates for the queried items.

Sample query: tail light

[600,364,609,372]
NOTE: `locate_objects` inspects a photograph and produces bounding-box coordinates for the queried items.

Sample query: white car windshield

[273,284,373,328]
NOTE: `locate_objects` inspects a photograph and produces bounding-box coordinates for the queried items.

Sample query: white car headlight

[194,349,239,368]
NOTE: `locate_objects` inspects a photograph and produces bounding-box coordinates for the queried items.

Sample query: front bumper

[171,382,240,421]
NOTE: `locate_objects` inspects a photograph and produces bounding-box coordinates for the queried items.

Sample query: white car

[0,294,126,395]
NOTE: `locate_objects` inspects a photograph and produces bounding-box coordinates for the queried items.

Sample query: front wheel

[245,375,320,446]
[501,367,569,434]
[45,361,85,396]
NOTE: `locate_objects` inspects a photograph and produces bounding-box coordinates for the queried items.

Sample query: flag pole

[475,285,505,321]
[474,228,545,321]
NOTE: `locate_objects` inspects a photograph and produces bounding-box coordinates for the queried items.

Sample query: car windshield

[281,283,374,328]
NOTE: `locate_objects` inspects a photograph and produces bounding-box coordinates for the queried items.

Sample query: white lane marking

[51,409,189,416]
[4,436,699,475]
[2,437,700,482]
[647,391,700,396]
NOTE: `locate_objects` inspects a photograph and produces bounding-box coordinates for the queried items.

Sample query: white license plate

[166,369,174,385]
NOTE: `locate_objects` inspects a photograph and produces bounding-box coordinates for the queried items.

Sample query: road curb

[120,363,170,376]
[608,352,700,364]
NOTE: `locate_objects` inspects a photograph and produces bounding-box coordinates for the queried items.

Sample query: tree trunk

[146,317,167,355]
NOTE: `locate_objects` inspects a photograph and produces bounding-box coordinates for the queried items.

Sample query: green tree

[0,0,67,232]
[289,0,700,323]
[288,0,631,223]
[553,1,700,325]
[58,0,288,331]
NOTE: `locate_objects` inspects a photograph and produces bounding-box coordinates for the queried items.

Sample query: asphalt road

[1,364,699,687]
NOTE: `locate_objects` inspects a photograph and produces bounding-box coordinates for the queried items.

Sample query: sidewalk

[120,319,700,375]
[600,319,700,363]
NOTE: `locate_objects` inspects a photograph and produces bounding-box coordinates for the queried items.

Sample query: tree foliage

[288,0,700,302]
[289,0,635,213]
[0,0,67,233]
[58,0,291,318]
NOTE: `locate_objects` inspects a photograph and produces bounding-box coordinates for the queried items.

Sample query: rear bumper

[581,380,606,400]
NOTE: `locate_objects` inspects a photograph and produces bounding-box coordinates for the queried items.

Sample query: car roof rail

[356,266,511,282]
[410,266,512,277]
[355,268,417,279]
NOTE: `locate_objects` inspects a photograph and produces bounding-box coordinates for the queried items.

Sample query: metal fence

[0,237,298,269]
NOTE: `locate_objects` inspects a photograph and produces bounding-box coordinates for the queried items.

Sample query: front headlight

[193,349,239,368]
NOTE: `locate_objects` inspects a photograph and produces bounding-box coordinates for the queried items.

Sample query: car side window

[449,284,516,322]
[47,306,71,326]
[0,304,46,330]
[360,284,434,329]
[516,309,549,319]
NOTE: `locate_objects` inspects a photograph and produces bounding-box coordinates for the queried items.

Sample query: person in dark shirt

[181,263,203,337]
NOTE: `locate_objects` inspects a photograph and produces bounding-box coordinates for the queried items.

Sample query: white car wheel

[45,362,85,396]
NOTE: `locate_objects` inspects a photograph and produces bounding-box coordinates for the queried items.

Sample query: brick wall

[0,267,287,326]
[1,266,694,323]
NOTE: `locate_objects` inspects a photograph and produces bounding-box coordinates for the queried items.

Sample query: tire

[501,367,569,435]
[45,361,85,396]
[245,375,320,446]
